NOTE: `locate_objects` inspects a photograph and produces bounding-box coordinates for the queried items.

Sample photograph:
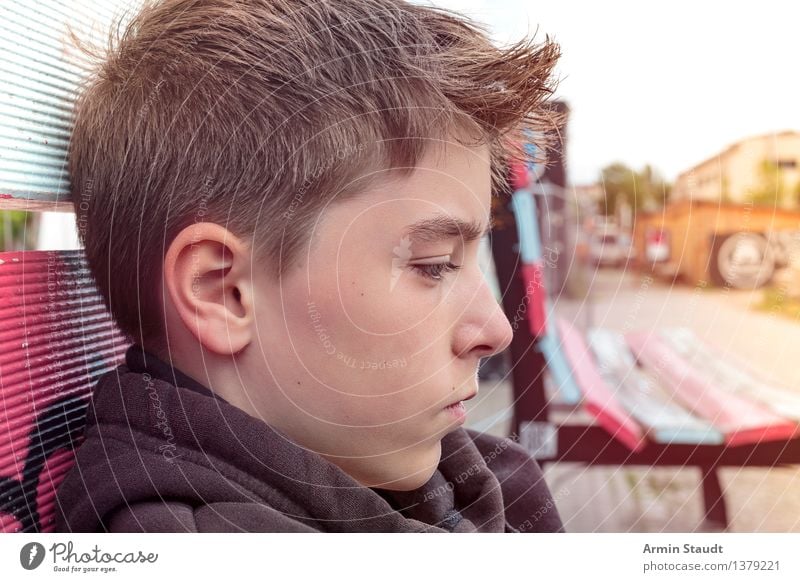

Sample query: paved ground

[465,267,800,532]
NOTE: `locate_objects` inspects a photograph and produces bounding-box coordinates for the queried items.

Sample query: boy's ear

[163,222,254,355]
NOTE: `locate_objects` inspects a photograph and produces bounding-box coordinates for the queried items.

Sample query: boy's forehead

[413,140,492,173]
[314,141,492,240]
[335,170,491,239]
[372,141,492,198]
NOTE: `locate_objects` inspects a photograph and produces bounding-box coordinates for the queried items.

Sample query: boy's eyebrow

[404,214,494,244]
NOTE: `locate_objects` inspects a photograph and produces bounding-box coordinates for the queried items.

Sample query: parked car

[589,230,626,267]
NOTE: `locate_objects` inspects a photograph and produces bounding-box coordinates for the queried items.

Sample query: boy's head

[71,0,560,490]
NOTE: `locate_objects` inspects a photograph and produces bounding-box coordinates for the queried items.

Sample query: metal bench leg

[701,466,728,530]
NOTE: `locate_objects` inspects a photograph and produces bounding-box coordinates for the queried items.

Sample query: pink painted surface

[509,157,530,191]
[557,318,647,452]
[0,512,22,533]
[519,263,548,337]
[35,449,76,533]
[0,250,130,532]
[627,333,799,447]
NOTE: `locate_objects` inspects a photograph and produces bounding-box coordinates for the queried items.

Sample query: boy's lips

[443,390,477,424]
[444,390,477,409]
[444,401,467,423]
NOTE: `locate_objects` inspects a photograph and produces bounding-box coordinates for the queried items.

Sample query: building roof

[675,130,800,181]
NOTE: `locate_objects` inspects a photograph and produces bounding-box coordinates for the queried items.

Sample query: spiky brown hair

[69,0,561,349]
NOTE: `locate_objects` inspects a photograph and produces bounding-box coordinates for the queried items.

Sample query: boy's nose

[453,276,513,360]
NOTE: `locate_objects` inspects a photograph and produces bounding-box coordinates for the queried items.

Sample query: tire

[709,231,775,289]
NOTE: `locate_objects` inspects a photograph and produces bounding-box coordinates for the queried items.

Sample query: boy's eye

[410,261,462,281]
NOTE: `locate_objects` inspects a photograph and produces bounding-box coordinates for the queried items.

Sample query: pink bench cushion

[0,250,129,532]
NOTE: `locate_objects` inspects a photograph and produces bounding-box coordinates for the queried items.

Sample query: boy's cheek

[286,304,422,383]
[294,373,440,429]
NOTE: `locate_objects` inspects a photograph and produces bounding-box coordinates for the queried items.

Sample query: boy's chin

[365,439,443,492]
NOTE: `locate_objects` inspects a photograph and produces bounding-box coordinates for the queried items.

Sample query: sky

[420,0,800,185]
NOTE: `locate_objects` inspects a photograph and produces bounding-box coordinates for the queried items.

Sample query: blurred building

[572,183,604,208]
[672,130,800,207]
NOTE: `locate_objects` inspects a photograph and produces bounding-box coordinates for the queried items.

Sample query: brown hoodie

[55,345,564,533]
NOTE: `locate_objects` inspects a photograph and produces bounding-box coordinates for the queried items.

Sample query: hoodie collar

[87,345,507,532]
[125,344,227,404]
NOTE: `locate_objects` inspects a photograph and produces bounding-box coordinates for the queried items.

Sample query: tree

[0,211,31,251]
[598,163,671,216]
[747,159,790,207]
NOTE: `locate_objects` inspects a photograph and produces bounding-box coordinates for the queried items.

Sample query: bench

[0,2,133,532]
[0,251,130,532]
[490,158,800,530]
